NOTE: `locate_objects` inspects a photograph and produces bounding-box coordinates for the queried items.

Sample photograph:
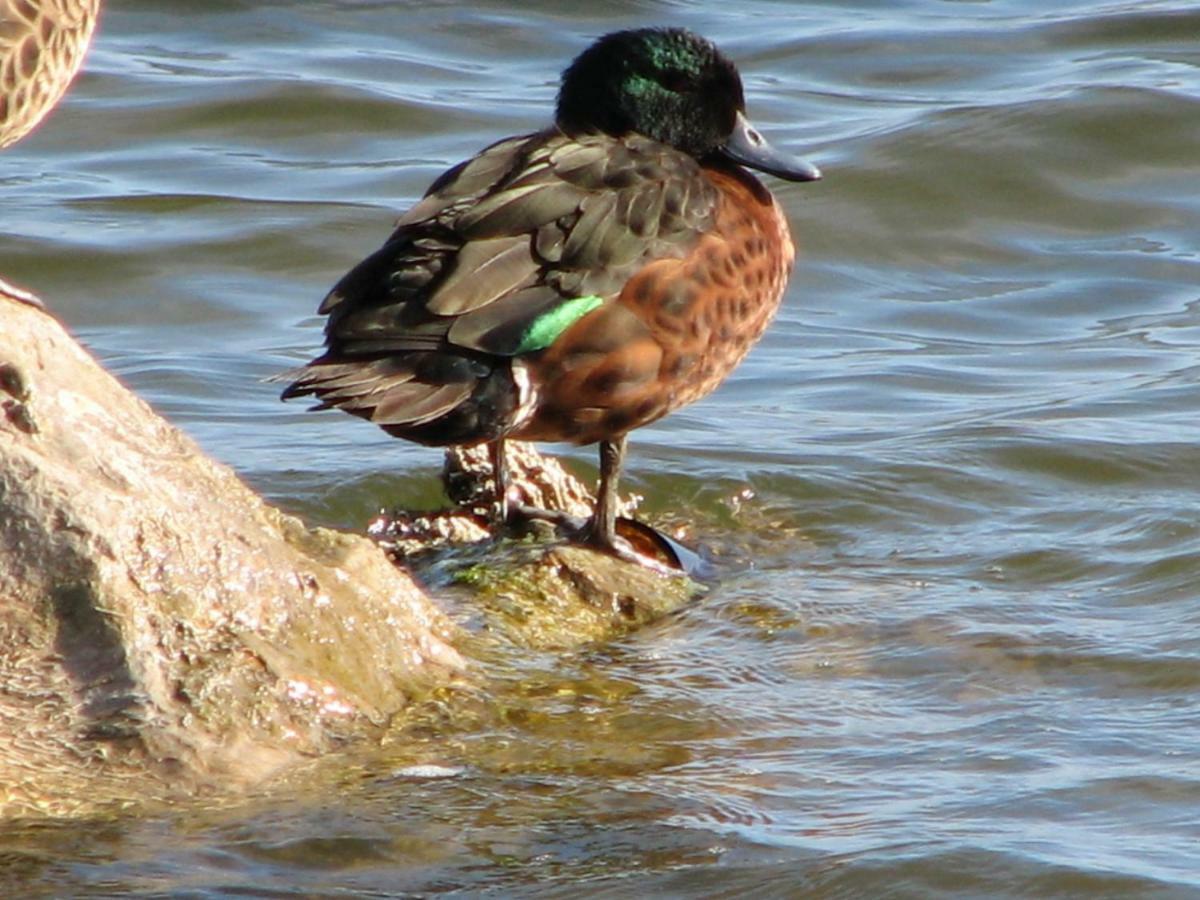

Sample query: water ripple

[3,0,1199,894]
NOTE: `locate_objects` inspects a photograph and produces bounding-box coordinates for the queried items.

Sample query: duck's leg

[497,438,583,531]
[583,435,626,550]
[507,435,675,571]
[488,437,510,524]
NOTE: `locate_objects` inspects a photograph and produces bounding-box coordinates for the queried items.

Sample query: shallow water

[3,0,1200,895]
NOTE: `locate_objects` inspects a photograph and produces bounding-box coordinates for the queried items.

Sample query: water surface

[2,0,1199,895]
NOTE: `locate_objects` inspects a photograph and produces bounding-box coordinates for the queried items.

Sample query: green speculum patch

[515,295,603,355]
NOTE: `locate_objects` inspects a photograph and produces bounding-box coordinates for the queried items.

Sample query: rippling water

[4,0,1200,895]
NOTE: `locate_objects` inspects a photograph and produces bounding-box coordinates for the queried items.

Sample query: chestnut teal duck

[282,27,822,559]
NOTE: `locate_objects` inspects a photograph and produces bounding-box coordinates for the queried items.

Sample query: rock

[445,441,640,522]
[373,442,702,650]
[0,295,464,818]
[453,543,699,650]
[368,441,640,558]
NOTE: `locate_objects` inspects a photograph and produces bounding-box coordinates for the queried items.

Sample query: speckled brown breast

[0,0,99,148]
[512,163,795,445]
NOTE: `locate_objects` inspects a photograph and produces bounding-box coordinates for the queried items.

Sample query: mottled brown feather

[1,0,98,148]
[512,162,794,445]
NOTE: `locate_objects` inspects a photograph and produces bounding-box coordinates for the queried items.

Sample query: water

[3,0,1199,895]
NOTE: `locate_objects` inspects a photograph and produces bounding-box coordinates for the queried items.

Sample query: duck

[281,27,821,562]
[0,0,100,149]
[2,0,101,307]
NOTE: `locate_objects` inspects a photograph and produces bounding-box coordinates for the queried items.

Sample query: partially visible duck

[2,0,101,306]
[282,27,821,559]
[0,0,100,148]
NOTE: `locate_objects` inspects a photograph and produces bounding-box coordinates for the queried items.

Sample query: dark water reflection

[3,0,1199,895]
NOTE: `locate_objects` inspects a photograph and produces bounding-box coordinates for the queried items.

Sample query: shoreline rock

[1,296,463,817]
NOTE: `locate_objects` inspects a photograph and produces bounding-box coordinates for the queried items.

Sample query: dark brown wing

[281,128,719,445]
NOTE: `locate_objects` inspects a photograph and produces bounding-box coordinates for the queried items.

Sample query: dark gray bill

[720,111,822,182]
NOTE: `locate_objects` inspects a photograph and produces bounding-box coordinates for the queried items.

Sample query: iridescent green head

[556,28,821,182]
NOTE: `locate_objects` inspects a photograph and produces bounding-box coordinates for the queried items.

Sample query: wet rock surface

[372,441,702,650]
[0,297,463,817]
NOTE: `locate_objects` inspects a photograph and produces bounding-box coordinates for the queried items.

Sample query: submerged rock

[453,543,698,650]
[369,441,639,557]
[373,441,702,650]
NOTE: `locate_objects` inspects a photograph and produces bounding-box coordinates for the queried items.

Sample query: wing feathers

[285,130,721,436]
[426,235,536,316]
[447,285,570,356]
[455,181,585,238]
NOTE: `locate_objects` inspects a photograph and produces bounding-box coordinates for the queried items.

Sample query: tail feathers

[372,382,473,426]
[277,356,478,429]
[276,357,413,400]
